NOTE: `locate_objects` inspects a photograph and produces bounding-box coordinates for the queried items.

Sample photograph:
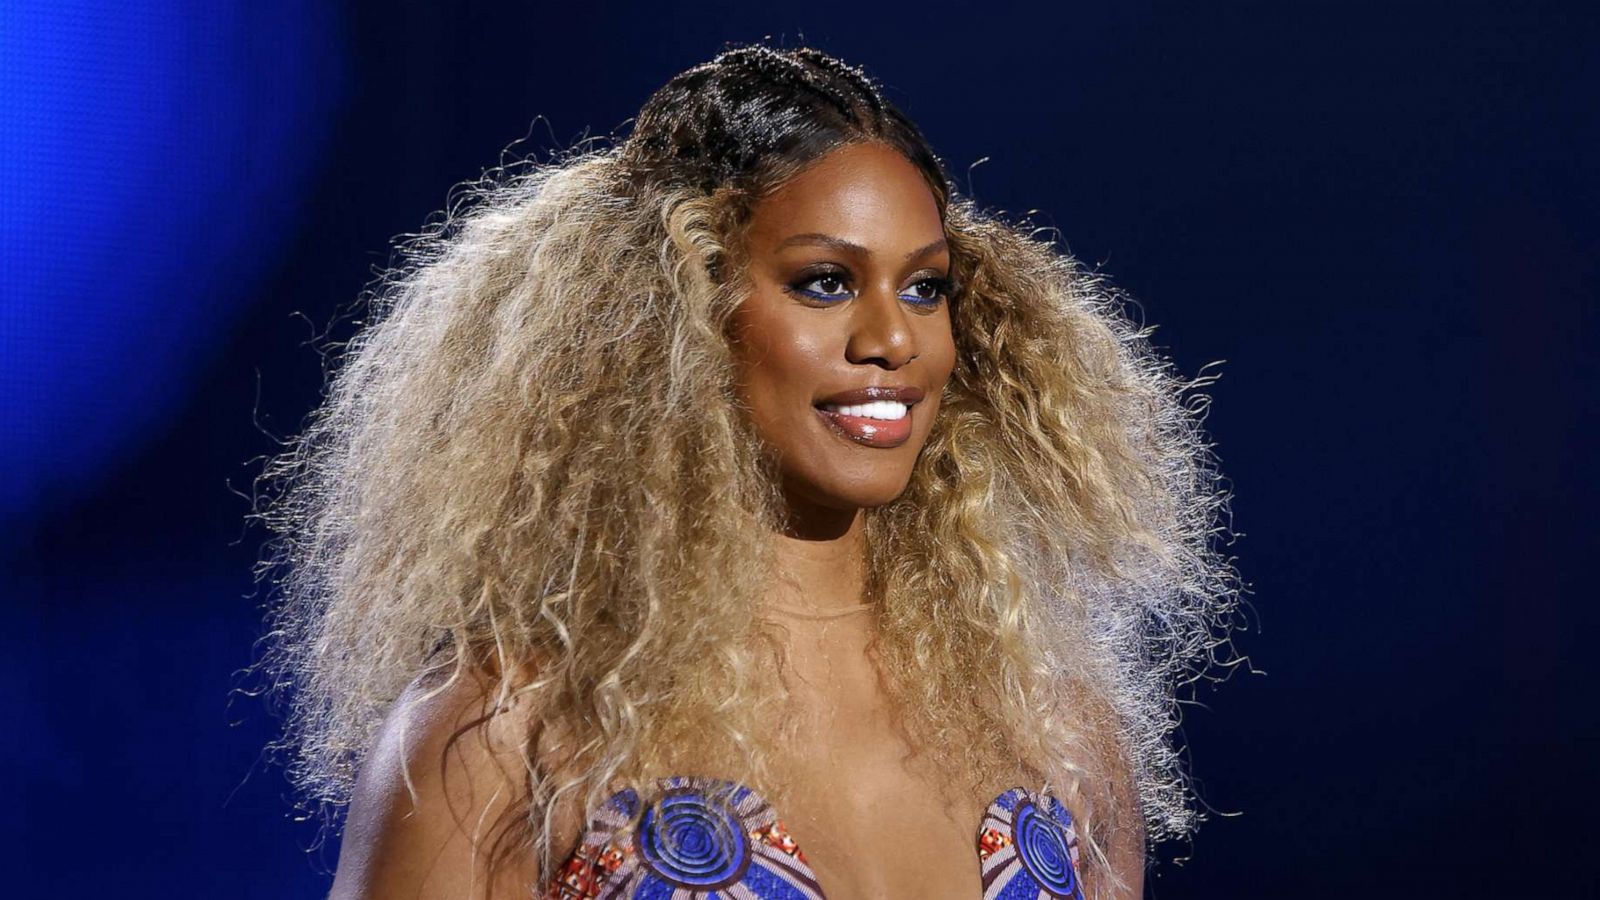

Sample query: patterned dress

[544,775,1085,900]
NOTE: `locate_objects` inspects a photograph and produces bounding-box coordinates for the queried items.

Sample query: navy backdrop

[4,2,1596,897]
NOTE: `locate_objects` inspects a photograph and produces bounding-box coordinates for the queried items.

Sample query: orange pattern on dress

[544,841,632,900]
[976,825,1012,861]
[753,819,807,863]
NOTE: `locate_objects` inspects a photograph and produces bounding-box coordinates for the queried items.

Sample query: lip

[814,385,926,407]
[812,385,924,449]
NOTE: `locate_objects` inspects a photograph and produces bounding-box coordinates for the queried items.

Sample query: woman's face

[730,141,957,521]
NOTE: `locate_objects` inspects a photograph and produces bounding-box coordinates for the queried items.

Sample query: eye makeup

[782,264,955,307]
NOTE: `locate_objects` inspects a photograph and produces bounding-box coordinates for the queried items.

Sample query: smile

[817,400,908,420]
[813,400,915,448]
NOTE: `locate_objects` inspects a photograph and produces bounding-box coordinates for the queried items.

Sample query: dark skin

[728,141,1141,900]
[727,138,958,691]
[730,140,958,540]
[329,142,1143,899]
[726,140,972,899]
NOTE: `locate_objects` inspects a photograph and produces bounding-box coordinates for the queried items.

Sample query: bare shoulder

[328,665,542,900]
[1052,689,1146,899]
[1099,743,1146,900]
[1094,730,1145,896]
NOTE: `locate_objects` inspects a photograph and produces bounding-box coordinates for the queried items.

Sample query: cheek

[744,344,821,430]
[925,317,958,386]
[729,300,818,416]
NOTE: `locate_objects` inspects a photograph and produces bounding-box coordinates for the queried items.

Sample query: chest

[769,760,986,900]
[543,771,1086,900]
[544,644,1085,898]
[752,664,990,897]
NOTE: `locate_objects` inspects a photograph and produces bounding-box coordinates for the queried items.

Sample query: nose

[844,280,917,369]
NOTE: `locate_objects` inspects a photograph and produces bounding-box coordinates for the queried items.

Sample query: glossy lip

[814,385,926,407]
[812,385,924,449]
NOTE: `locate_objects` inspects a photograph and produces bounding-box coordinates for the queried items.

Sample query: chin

[815,474,914,510]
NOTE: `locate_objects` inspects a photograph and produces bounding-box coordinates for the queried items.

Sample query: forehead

[746,143,944,249]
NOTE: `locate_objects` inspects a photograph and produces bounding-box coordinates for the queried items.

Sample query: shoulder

[1046,687,1146,898]
[328,665,542,900]
[1095,739,1146,900]
[1102,777,1145,898]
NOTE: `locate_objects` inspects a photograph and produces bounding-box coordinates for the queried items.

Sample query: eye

[901,276,954,307]
[785,269,853,302]
[783,268,956,307]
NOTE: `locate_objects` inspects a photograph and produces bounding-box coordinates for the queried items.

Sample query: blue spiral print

[549,777,1087,900]
[548,776,825,900]
[1013,800,1079,897]
[637,789,750,889]
[977,787,1085,900]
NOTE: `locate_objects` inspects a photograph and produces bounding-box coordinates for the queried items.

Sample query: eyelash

[784,267,956,307]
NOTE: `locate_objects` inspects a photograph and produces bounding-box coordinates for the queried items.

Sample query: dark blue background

[4,2,1595,896]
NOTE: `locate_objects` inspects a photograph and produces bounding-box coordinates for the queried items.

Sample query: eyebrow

[775,232,948,261]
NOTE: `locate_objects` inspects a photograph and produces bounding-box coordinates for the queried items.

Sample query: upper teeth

[821,400,908,420]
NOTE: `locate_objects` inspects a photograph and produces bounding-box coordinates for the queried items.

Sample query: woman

[251,44,1242,900]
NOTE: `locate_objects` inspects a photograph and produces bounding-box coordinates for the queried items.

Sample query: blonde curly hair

[247,43,1245,895]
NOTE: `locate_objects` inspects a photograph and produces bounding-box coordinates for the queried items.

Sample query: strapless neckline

[543,774,1085,900]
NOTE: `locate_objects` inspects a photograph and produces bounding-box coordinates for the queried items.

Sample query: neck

[766,494,869,615]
